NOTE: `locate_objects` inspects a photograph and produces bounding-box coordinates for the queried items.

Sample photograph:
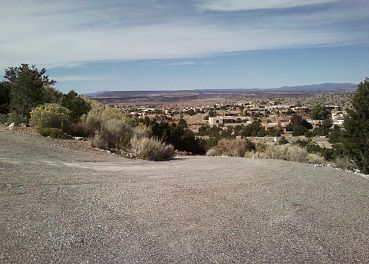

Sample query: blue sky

[1,0,368,93]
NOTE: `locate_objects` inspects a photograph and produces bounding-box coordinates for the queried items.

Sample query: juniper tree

[341,78,369,173]
[4,64,56,125]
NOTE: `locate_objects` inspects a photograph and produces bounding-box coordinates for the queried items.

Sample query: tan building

[209,116,249,126]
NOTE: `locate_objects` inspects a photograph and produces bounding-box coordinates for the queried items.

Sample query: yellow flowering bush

[30,103,71,130]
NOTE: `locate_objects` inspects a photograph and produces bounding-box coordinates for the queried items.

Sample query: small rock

[8,123,15,130]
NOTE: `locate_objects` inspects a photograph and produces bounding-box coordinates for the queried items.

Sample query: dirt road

[1,130,369,263]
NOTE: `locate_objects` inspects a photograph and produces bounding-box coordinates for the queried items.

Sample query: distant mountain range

[85,83,357,104]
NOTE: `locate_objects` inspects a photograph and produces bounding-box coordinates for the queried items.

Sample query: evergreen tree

[178,118,188,130]
[61,90,91,121]
[4,64,56,125]
[341,78,369,173]
[0,81,11,114]
[309,104,330,120]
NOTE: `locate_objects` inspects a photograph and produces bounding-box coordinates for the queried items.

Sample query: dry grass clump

[85,102,175,160]
[264,144,308,162]
[244,151,268,159]
[130,137,175,161]
[206,138,255,157]
[133,124,152,139]
[245,144,328,164]
[85,103,129,133]
[92,132,109,150]
[104,119,133,149]
[334,157,357,171]
[306,153,326,165]
[91,119,133,151]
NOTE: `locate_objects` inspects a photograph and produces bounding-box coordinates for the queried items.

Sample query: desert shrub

[69,122,94,137]
[130,137,175,161]
[0,114,7,124]
[293,139,310,148]
[328,126,342,144]
[30,103,70,130]
[92,132,109,150]
[292,125,307,136]
[334,157,357,171]
[206,138,255,157]
[149,120,205,154]
[306,153,326,165]
[102,119,134,150]
[267,127,282,137]
[133,124,152,139]
[37,127,64,138]
[85,112,101,133]
[5,112,27,124]
[305,142,337,161]
[240,121,264,137]
[85,102,130,133]
[255,143,267,152]
[264,145,308,162]
[277,136,289,145]
[244,151,268,159]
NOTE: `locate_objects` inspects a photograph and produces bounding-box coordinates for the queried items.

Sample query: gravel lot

[1,129,369,263]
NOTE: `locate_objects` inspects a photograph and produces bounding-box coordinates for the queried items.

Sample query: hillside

[85,83,357,104]
[1,129,369,263]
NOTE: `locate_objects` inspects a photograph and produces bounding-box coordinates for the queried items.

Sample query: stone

[8,123,15,130]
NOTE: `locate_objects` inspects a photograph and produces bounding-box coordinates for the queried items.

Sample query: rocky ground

[1,128,369,263]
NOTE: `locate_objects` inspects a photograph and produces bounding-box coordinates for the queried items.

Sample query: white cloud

[0,0,367,69]
[199,0,337,12]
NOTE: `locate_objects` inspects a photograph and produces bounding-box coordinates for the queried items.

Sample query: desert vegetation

[1,64,368,171]
[0,64,175,161]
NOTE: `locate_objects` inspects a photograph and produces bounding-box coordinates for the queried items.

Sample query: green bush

[0,114,8,124]
[148,120,205,154]
[30,103,70,130]
[292,125,307,136]
[130,137,175,161]
[37,127,64,138]
[240,121,264,137]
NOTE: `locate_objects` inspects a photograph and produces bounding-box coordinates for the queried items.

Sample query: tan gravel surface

[1,129,369,263]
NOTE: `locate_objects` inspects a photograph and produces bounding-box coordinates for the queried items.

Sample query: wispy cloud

[164,61,197,66]
[198,0,337,12]
[52,75,108,82]
[0,0,368,69]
